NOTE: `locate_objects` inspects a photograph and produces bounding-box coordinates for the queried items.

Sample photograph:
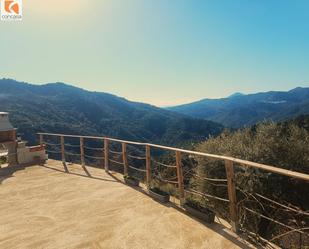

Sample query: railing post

[176,151,185,206]
[101,142,105,169]
[39,134,43,147]
[61,136,65,163]
[146,145,151,189]
[104,139,109,172]
[225,159,239,233]
[80,137,85,166]
[122,142,128,175]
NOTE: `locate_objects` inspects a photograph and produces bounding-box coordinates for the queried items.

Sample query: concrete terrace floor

[0,160,254,249]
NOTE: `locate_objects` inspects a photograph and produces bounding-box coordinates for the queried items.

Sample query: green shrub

[0,156,7,165]
[124,175,138,181]
[192,121,309,247]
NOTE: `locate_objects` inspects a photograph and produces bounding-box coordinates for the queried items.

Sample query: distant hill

[167,87,309,128]
[0,79,223,146]
[227,92,244,98]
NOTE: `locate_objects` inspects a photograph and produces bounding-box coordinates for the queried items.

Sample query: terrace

[0,131,308,248]
[1,160,251,249]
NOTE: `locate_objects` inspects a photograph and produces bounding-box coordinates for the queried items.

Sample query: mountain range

[1,79,308,146]
[0,79,223,146]
[167,87,309,128]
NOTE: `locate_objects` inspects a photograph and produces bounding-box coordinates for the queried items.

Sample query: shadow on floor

[0,164,26,185]
[104,168,255,249]
[41,160,254,249]
[41,162,121,183]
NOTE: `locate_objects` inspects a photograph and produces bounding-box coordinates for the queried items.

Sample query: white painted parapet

[17,142,48,165]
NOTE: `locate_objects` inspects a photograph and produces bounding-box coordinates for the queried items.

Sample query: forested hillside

[168,87,309,128]
[0,79,223,146]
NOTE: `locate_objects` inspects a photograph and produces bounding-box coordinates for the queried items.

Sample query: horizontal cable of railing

[46,150,61,154]
[84,154,104,160]
[128,165,147,172]
[151,159,177,168]
[84,146,103,151]
[109,149,122,155]
[109,159,123,165]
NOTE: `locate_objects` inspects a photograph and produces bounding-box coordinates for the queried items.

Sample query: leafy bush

[124,175,138,181]
[192,119,309,247]
[0,156,7,165]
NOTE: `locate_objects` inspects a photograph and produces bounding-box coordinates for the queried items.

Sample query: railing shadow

[41,161,120,183]
[170,204,255,249]
[41,160,254,249]
[106,170,255,249]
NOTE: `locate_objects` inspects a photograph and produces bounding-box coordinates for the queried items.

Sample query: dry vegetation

[192,120,309,247]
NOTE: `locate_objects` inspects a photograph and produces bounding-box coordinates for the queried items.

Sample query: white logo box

[0,0,22,21]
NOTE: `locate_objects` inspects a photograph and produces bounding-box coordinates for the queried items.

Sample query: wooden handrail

[37,132,309,181]
[80,137,85,166]
[145,145,151,188]
[39,131,309,238]
[60,136,65,163]
[122,143,128,175]
[104,139,109,172]
[39,134,43,147]
[176,151,185,205]
[225,160,238,233]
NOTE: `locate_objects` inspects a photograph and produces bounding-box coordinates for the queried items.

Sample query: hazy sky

[0,0,308,106]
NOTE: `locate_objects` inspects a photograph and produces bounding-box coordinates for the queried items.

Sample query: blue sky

[0,0,308,106]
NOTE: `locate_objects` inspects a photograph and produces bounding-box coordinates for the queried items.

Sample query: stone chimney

[0,112,17,165]
[0,112,16,141]
[0,112,14,129]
